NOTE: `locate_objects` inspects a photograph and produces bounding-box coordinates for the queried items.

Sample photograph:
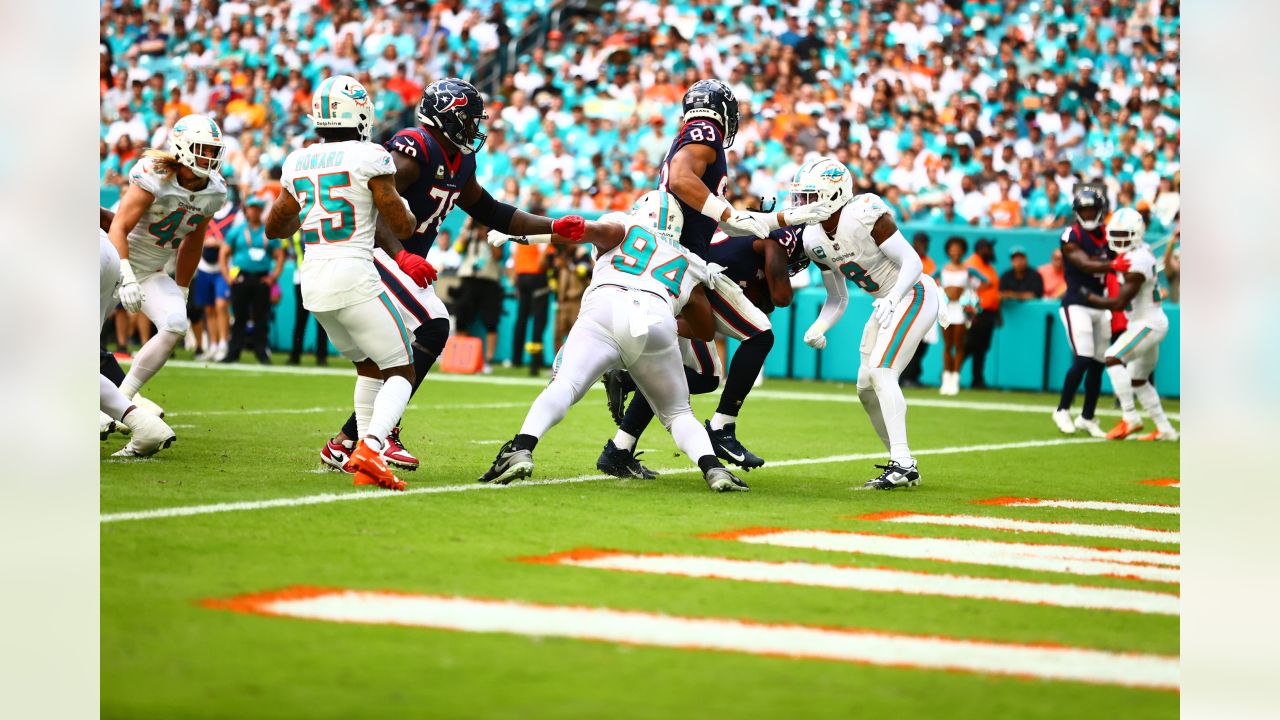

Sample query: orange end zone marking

[852,511,916,522]
[973,497,1037,506]
[516,548,620,565]
[1140,479,1180,487]
[697,526,793,541]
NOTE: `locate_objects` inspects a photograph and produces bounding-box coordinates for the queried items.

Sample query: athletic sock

[354,376,383,440]
[367,375,412,446]
[100,350,126,386]
[709,413,736,432]
[618,394,656,442]
[100,374,132,421]
[1134,382,1174,432]
[857,384,891,451]
[612,430,638,451]
[716,330,773,418]
[120,329,182,398]
[869,367,912,464]
[1081,359,1105,420]
[668,412,716,464]
[697,454,723,474]
[1105,363,1139,422]
[1057,356,1089,412]
[512,433,539,451]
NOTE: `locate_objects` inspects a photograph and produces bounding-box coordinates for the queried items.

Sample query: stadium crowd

[100,0,1180,361]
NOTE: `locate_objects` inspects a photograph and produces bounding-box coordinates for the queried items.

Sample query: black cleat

[478,441,534,485]
[595,439,658,479]
[602,370,636,426]
[860,461,921,490]
[705,421,765,470]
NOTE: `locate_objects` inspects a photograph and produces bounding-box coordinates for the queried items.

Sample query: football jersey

[125,155,228,275]
[591,217,706,315]
[1119,245,1166,324]
[705,226,803,314]
[800,193,904,299]
[658,119,728,257]
[1061,223,1112,307]
[386,127,476,257]
[281,139,396,311]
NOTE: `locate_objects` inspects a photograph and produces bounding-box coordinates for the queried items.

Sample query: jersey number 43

[148,209,206,249]
[613,226,688,297]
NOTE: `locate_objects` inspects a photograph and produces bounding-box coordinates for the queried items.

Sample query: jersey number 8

[838,260,880,292]
[613,226,688,297]
[294,172,356,244]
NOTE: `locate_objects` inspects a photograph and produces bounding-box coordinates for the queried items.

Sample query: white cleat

[1052,409,1076,434]
[132,392,165,419]
[112,408,176,457]
[1074,415,1107,438]
[100,412,118,441]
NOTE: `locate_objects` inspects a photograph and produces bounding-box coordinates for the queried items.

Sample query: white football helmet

[788,157,854,210]
[1106,207,1146,253]
[170,114,225,179]
[630,190,684,244]
[310,75,376,142]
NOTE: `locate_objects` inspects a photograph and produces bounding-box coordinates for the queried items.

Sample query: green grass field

[101,358,1179,719]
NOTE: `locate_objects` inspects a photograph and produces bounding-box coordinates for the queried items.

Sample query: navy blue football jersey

[705,226,803,314]
[659,119,729,258]
[386,127,475,257]
[1061,222,1113,306]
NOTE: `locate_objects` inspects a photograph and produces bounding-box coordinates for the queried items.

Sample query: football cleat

[478,441,534,485]
[100,412,118,441]
[349,440,406,491]
[132,392,165,419]
[1074,415,1107,438]
[382,427,419,471]
[602,370,635,426]
[706,421,765,470]
[112,408,176,458]
[861,460,921,490]
[595,439,658,479]
[320,438,356,473]
[705,466,749,492]
[1107,418,1144,440]
[1051,409,1076,434]
[1138,428,1180,442]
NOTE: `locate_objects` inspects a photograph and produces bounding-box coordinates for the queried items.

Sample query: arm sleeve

[878,230,924,306]
[814,266,849,330]
[462,187,518,233]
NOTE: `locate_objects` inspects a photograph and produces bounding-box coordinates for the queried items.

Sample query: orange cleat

[1138,429,1180,442]
[1106,419,1144,440]
[349,439,407,491]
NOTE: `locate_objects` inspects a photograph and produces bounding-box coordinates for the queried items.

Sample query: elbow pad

[464,188,517,233]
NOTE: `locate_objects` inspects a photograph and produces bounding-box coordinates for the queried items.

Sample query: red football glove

[395,250,437,288]
[1110,254,1131,273]
[551,215,586,241]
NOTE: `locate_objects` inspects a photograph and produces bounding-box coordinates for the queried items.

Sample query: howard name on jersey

[659,118,728,257]
[592,217,706,315]
[801,193,902,299]
[706,226,804,314]
[126,155,228,274]
[1119,246,1166,324]
[387,127,476,257]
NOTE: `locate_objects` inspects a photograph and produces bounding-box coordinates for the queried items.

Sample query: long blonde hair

[142,148,183,177]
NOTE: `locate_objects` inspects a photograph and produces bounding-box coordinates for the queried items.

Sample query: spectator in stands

[987,176,1024,228]
[965,238,1001,390]
[999,247,1045,300]
[220,198,284,365]
[1039,248,1068,300]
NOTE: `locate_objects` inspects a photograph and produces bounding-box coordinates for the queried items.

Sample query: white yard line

[526,549,1179,615]
[204,588,1179,690]
[713,529,1179,583]
[976,497,1179,515]
[855,512,1179,544]
[100,438,1099,524]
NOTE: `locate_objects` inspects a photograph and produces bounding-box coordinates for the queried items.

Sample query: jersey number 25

[294,172,355,244]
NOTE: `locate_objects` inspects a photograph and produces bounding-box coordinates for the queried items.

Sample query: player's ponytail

[142,148,183,176]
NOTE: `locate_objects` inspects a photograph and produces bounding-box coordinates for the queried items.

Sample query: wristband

[700,194,731,222]
[119,259,137,284]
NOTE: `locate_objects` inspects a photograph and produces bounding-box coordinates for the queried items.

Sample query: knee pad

[856,366,873,392]
[868,366,899,391]
[747,328,775,351]
[413,318,450,356]
[685,365,720,395]
[159,312,190,335]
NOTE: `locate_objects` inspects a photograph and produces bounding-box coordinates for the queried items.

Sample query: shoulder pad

[128,157,165,195]
[847,193,891,229]
[677,119,723,147]
[386,128,431,163]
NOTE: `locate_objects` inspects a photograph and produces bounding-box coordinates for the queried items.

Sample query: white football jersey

[125,156,228,275]
[281,140,396,311]
[800,193,905,299]
[590,214,706,314]
[1119,245,1166,325]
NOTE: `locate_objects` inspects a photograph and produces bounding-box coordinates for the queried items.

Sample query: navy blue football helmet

[682,79,740,148]
[417,78,489,155]
[1072,185,1108,231]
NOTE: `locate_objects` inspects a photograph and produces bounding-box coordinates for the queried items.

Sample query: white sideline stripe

[724,531,1180,583]
[867,513,1179,545]
[541,551,1179,615]
[221,590,1179,689]
[151,360,1180,420]
[100,438,1100,524]
[989,499,1179,515]
[175,402,526,417]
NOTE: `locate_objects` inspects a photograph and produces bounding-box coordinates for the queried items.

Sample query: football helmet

[1106,207,1146,253]
[418,78,489,154]
[630,190,684,244]
[310,75,376,142]
[682,79,739,148]
[788,157,854,210]
[169,114,225,179]
[1072,186,1108,231]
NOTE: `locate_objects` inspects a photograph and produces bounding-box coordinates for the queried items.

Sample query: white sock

[119,329,182,398]
[612,430,638,451]
[354,376,383,440]
[668,412,715,463]
[1106,363,1139,422]
[710,412,736,431]
[100,375,132,421]
[367,375,411,446]
[1134,382,1174,433]
[857,384,891,452]
[870,367,912,465]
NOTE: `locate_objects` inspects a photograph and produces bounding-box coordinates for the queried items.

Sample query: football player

[1051,187,1124,437]
[1085,208,1178,441]
[794,158,945,490]
[601,79,835,476]
[267,75,428,491]
[318,77,584,474]
[107,114,228,415]
[481,191,748,492]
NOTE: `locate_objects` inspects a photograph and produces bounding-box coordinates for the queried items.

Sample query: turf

[101,359,1179,719]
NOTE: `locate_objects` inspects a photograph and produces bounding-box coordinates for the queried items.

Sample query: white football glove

[704,262,728,290]
[719,210,769,239]
[486,229,512,248]
[871,297,896,329]
[783,198,842,226]
[803,321,828,350]
[118,259,145,313]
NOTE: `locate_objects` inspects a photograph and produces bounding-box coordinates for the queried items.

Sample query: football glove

[704,262,728,290]
[118,259,145,313]
[1110,254,1131,273]
[487,230,514,248]
[719,211,769,239]
[871,297,896,329]
[803,321,828,350]
[395,250,437,288]
[551,215,586,241]
[783,198,842,226]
